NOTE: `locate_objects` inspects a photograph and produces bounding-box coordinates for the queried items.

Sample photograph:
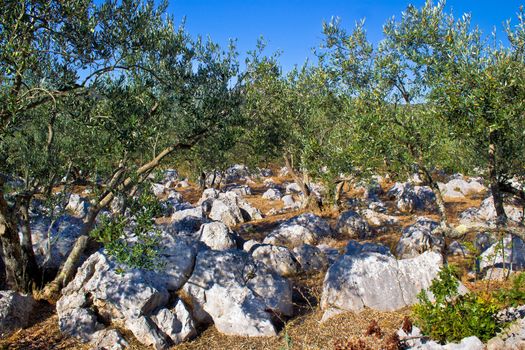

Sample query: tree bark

[419,167,448,227]
[0,190,35,292]
[334,181,345,211]
[18,194,41,289]
[283,154,322,211]
[488,131,507,225]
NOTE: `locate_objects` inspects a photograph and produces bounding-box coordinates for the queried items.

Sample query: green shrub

[495,273,525,307]
[90,188,165,272]
[413,266,502,343]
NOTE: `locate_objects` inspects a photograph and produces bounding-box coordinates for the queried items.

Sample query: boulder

[262,188,282,200]
[292,244,329,273]
[316,244,341,265]
[281,194,299,209]
[222,184,252,196]
[208,192,262,227]
[182,249,292,336]
[487,317,525,350]
[460,197,524,225]
[439,178,487,199]
[0,291,37,336]
[58,235,198,348]
[335,210,372,239]
[387,182,436,213]
[152,301,197,345]
[479,235,525,275]
[90,329,129,350]
[243,239,262,253]
[151,183,167,197]
[398,326,483,350]
[396,217,444,258]
[345,240,392,256]
[361,209,399,227]
[285,182,302,194]
[65,193,90,218]
[169,207,207,236]
[197,222,237,250]
[263,213,332,247]
[224,164,250,183]
[251,244,300,277]
[30,214,84,269]
[321,250,443,319]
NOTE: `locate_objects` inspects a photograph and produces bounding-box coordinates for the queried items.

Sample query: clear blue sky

[166,0,524,71]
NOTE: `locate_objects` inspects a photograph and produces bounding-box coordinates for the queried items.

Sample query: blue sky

[166,0,524,71]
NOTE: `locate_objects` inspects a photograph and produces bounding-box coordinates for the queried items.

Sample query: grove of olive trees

[1,0,525,348]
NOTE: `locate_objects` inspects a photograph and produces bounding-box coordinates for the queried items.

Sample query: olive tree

[318,3,471,225]
[0,0,244,294]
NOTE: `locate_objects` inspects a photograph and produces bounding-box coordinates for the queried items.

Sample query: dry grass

[0,302,88,350]
[174,308,410,350]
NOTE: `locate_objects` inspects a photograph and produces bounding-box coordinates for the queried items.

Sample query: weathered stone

[292,244,329,273]
[151,183,167,197]
[223,184,252,196]
[197,222,236,250]
[335,210,372,239]
[152,300,196,345]
[387,182,436,213]
[487,317,525,350]
[182,249,292,336]
[281,194,298,209]
[361,209,399,227]
[127,316,168,350]
[30,214,84,269]
[243,239,262,253]
[316,244,341,265]
[345,240,392,256]
[479,235,525,275]
[263,213,331,247]
[396,217,444,259]
[224,164,250,183]
[58,307,103,342]
[439,178,486,199]
[252,244,300,277]
[90,329,129,350]
[208,192,262,227]
[262,188,282,200]
[0,291,37,336]
[285,182,302,194]
[321,251,443,319]
[169,207,206,235]
[460,196,524,225]
[57,237,196,348]
[65,193,90,218]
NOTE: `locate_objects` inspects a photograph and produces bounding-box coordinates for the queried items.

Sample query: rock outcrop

[321,245,443,320]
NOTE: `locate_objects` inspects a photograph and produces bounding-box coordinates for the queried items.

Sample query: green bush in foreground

[91,189,165,272]
[413,266,502,343]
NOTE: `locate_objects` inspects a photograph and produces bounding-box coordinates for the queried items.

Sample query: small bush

[495,272,525,307]
[91,188,165,271]
[413,265,502,343]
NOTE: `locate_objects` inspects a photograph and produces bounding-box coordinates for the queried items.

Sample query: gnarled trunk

[0,191,37,293]
[488,131,507,226]
[283,154,322,211]
[419,166,448,228]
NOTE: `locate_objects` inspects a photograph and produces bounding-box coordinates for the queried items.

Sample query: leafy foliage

[495,273,525,307]
[90,188,165,271]
[413,266,502,343]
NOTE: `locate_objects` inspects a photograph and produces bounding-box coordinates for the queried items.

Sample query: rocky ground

[1,165,524,350]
